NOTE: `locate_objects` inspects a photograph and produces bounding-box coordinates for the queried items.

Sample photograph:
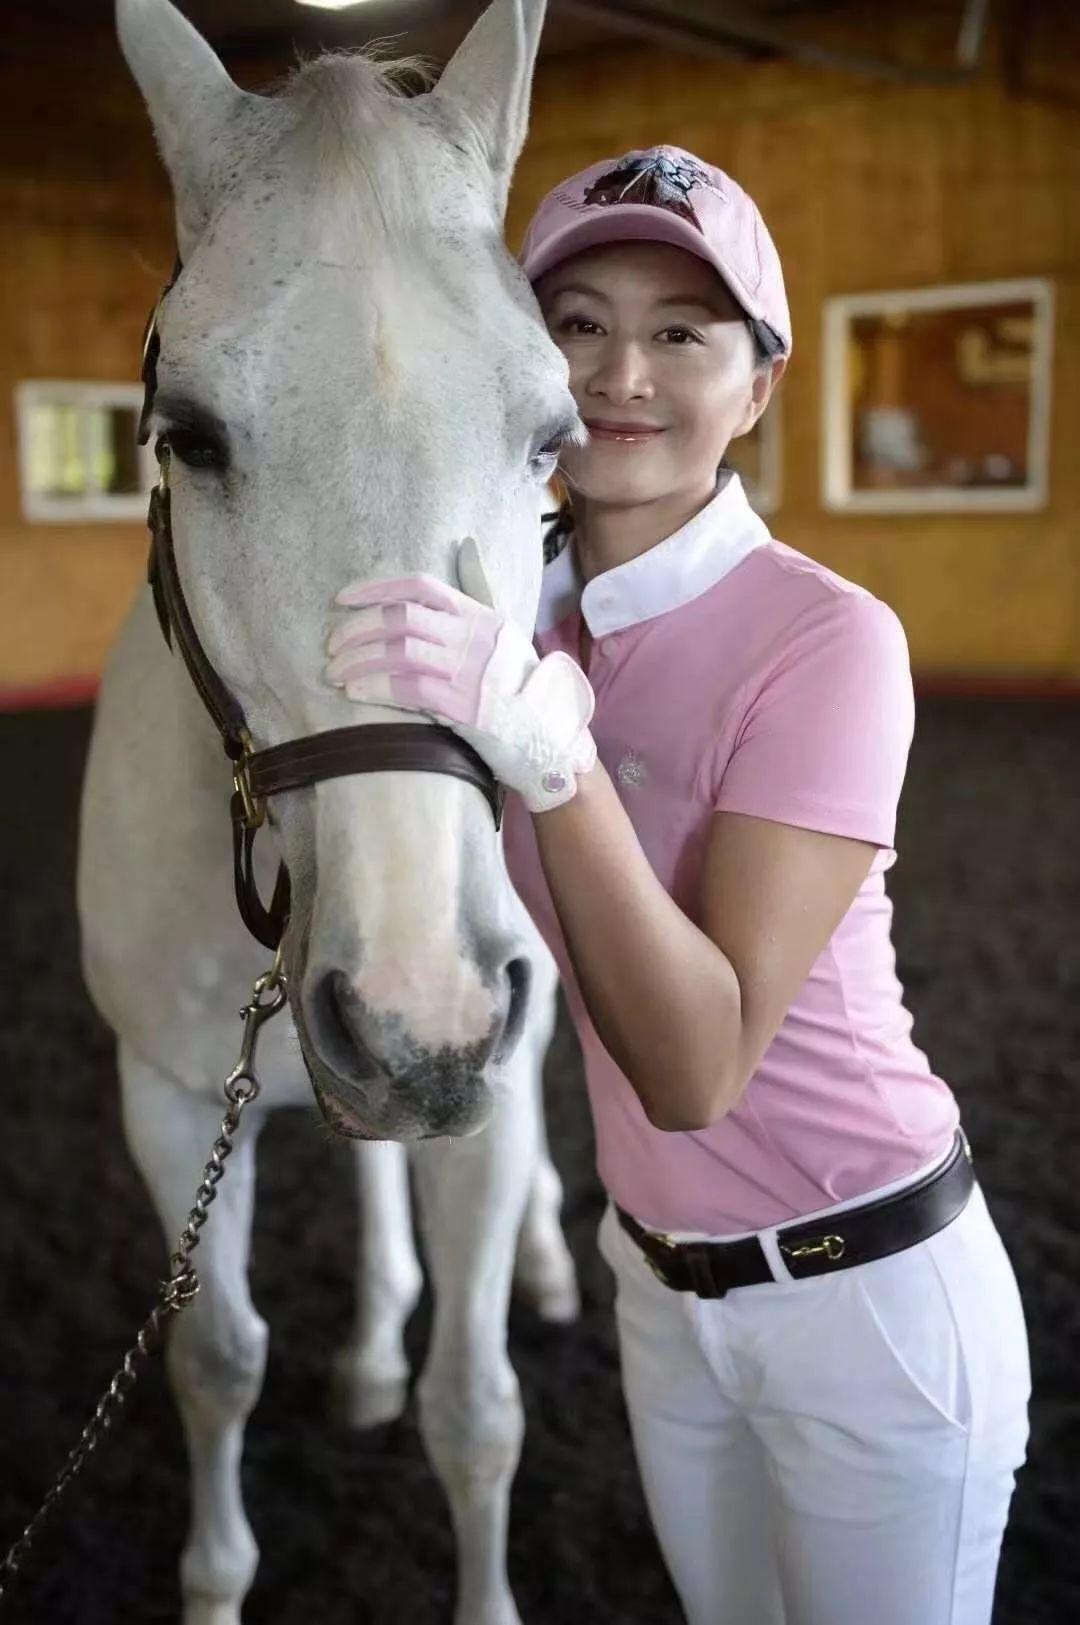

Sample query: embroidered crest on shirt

[581,152,714,229]
[616,750,649,789]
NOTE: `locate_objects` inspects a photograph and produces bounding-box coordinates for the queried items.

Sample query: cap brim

[521,204,764,327]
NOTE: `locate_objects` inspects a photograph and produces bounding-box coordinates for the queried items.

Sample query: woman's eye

[659,326,702,346]
[164,428,229,472]
[556,315,603,337]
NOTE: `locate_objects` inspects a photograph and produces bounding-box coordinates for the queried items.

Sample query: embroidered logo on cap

[581,151,715,231]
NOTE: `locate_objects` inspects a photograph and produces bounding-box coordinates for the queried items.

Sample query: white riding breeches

[597,1171,1031,1625]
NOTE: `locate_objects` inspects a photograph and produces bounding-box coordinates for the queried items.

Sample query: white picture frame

[14,380,157,523]
[821,277,1054,514]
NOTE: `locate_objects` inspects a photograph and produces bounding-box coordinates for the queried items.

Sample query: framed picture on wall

[722,401,781,517]
[14,380,156,523]
[821,277,1054,513]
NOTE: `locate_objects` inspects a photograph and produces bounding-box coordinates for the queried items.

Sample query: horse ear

[116,0,254,257]
[430,0,547,218]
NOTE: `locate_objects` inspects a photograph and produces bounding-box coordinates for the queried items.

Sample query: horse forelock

[282,47,436,120]
[272,51,439,229]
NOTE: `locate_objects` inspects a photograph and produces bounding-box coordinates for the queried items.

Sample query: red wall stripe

[0,675,100,712]
[1,671,1077,714]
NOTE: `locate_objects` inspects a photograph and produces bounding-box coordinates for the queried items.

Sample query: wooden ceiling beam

[559,0,990,83]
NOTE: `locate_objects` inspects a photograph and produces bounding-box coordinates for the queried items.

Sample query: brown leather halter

[139,262,505,951]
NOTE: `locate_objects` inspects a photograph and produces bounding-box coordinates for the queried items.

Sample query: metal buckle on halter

[233,736,266,831]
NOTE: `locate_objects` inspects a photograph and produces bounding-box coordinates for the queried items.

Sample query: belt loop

[759,1226,795,1284]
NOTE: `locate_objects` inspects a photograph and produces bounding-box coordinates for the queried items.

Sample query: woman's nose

[585,341,654,403]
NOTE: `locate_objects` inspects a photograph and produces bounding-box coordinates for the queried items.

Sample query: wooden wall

[512,34,1080,685]
[3,13,1078,699]
[0,27,175,699]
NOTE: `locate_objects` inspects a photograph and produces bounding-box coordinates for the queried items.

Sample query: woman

[324,147,1031,1625]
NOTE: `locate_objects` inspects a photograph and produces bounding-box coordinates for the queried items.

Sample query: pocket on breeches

[741,1186,1031,1523]
[845,1182,1030,1456]
[851,1246,972,1434]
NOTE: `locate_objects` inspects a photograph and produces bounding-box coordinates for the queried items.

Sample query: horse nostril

[322,969,351,1030]
[315,971,381,1073]
[496,956,531,1062]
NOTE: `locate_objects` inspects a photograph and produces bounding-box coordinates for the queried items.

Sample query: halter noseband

[139,262,505,951]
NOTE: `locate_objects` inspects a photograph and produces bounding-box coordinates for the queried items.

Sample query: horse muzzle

[294,958,528,1141]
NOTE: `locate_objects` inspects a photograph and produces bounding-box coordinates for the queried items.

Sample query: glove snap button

[542,771,568,794]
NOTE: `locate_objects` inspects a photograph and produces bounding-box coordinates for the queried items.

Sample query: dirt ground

[1,699,1076,1623]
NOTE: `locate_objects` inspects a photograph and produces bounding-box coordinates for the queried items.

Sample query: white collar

[537,471,770,637]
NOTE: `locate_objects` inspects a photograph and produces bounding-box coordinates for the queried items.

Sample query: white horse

[77,2,581,1621]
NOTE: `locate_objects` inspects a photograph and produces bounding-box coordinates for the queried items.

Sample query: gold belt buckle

[781,1232,846,1263]
[644,1230,678,1284]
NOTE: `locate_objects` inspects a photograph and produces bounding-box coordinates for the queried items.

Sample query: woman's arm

[534,773,876,1130]
[324,558,906,1131]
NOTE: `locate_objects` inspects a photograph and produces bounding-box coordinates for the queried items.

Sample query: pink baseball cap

[520,145,791,356]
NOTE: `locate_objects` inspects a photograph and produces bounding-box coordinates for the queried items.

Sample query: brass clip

[223,947,288,1107]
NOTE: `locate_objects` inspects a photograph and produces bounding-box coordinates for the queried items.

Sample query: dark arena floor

[1,700,1077,1625]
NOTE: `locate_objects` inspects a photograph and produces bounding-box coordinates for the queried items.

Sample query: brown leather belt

[615,1130,974,1299]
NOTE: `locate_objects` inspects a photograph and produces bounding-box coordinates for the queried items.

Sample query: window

[15,381,156,522]
[821,278,1054,513]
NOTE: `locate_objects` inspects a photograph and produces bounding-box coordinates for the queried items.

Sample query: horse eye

[529,423,577,475]
[165,427,229,472]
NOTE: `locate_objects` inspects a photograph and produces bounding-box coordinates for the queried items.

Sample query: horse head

[117,0,577,1140]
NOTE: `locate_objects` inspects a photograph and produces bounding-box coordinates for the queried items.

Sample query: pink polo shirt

[504,472,959,1236]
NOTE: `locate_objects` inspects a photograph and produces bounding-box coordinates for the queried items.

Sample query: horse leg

[332,1140,422,1429]
[412,1082,537,1625]
[120,1049,266,1625]
[514,1146,580,1324]
[512,978,581,1325]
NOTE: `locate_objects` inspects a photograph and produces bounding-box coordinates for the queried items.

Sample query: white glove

[324,538,596,813]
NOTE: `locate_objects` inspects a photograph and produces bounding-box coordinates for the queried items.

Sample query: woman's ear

[753,354,787,410]
[735,354,787,437]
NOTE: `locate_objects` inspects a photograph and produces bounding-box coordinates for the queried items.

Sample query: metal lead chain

[0,949,288,1607]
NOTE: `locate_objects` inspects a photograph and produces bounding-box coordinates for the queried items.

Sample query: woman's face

[536,240,782,510]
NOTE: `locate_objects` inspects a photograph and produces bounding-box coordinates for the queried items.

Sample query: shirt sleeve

[713,591,915,848]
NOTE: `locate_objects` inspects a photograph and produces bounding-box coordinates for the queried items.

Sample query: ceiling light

[295,1,381,11]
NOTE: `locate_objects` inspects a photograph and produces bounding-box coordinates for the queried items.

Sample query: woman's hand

[324,538,597,813]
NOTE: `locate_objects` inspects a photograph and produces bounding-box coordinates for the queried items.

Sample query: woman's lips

[585,423,666,443]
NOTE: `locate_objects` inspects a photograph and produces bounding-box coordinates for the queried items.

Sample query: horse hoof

[331,1357,410,1430]
[184,1598,242,1625]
